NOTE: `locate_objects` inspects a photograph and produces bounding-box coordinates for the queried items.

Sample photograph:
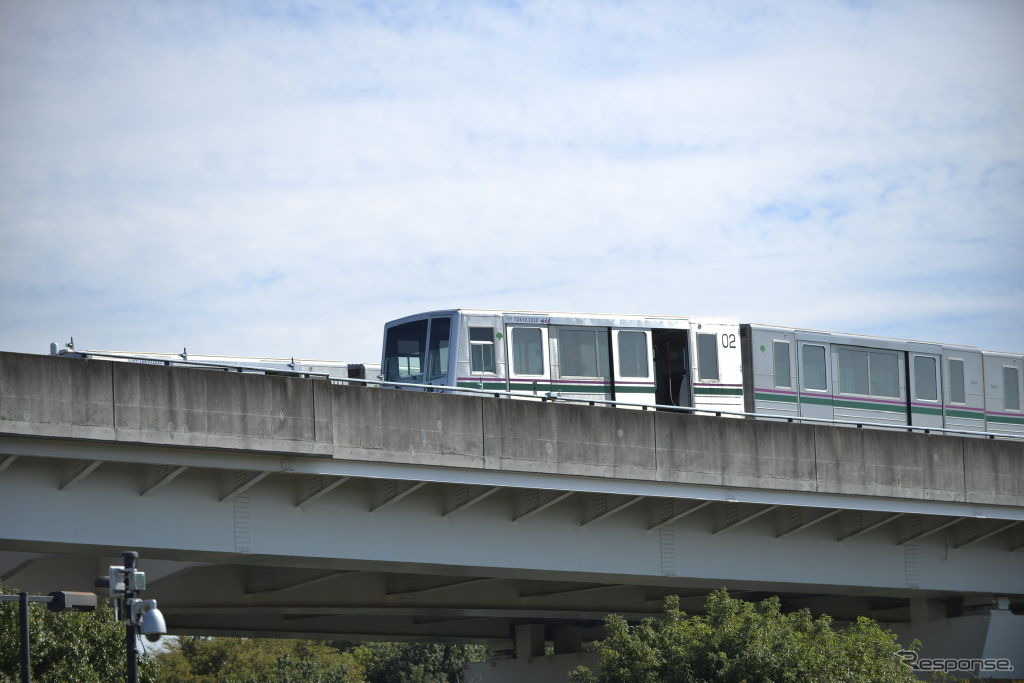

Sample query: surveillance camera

[132,599,167,641]
[141,607,166,641]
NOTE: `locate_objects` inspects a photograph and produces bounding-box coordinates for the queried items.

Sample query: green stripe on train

[910,406,943,416]
[987,414,1024,425]
[755,392,798,403]
[694,387,744,396]
[457,381,655,394]
[945,409,985,420]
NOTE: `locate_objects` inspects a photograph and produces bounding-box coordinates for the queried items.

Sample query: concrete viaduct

[0,351,1022,680]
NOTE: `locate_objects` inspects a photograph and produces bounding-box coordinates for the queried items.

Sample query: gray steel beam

[297,476,350,508]
[443,485,502,517]
[141,465,188,497]
[245,571,360,595]
[220,471,271,502]
[838,513,905,542]
[0,455,16,476]
[953,521,1022,550]
[648,500,712,530]
[387,577,498,596]
[371,480,428,512]
[777,509,841,538]
[514,490,574,522]
[519,583,626,599]
[4,435,1023,522]
[581,496,645,527]
[714,505,779,534]
[60,460,102,490]
[898,518,963,546]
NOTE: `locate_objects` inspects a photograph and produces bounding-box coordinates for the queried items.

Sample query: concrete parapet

[1,351,1022,507]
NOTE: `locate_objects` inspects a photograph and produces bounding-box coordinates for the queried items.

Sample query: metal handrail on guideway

[62,350,1024,442]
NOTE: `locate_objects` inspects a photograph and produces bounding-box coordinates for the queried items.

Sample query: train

[381,309,1024,436]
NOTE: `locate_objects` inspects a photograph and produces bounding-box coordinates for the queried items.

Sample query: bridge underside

[2,434,1022,651]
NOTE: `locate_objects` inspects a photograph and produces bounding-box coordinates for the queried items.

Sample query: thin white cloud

[1,0,1021,360]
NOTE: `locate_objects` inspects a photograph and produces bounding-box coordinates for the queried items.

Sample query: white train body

[382,309,1024,436]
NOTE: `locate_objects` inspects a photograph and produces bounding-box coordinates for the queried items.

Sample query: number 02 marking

[721,333,737,349]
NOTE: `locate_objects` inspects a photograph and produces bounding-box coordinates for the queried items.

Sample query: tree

[152,636,367,682]
[359,642,489,683]
[0,582,157,683]
[570,589,917,683]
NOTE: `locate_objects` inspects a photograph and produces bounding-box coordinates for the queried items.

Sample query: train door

[983,353,1024,436]
[908,352,943,429]
[550,326,613,401]
[652,329,690,407]
[505,322,550,395]
[749,329,798,420]
[797,340,833,421]
[458,314,504,391]
[612,328,655,406]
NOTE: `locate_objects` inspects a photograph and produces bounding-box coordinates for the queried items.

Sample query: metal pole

[19,592,30,683]
[123,551,139,683]
[125,620,138,683]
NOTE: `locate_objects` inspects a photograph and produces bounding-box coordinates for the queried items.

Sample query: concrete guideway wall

[0,351,1021,509]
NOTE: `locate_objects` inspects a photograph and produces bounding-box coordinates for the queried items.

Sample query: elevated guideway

[0,351,1022,678]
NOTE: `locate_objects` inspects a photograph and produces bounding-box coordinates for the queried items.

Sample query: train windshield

[383,316,452,383]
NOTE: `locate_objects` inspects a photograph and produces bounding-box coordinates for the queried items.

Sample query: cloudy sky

[1,0,1021,363]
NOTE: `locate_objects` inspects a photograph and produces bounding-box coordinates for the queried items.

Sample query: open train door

[652,328,690,407]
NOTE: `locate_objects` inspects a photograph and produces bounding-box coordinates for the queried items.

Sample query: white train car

[383,310,1023,437]
[742,323,1023,436]
[381,309,743,414]
[50,345,379,381]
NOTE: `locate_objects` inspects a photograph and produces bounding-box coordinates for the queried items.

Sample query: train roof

[385,309,1020,357]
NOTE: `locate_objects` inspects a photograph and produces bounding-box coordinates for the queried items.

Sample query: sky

[1,0,1022,363]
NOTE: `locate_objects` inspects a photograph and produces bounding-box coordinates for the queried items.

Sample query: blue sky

[1,0,1021,362]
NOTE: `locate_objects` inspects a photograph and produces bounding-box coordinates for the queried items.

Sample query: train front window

[383,319,428,382]
[426,317,452,381]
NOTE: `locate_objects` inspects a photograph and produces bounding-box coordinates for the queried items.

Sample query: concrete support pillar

[909,597,943,621]
[515,624,546,659]
[890,607,1024,679]
[553,625,583,654]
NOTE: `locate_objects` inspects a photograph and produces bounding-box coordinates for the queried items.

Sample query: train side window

[949,359,966,404]
[802,345,827,391]
[913,356,938,401]
[512,327,545,375]
[869,351,900,398]
[561,329,601,377]
[1004,367,1021,410]
[426,317,451,380]
[773,341,791,388]
[838,349,869,395]
[469,327,495,373]
[697,333,719,380]
[618,331,649,378]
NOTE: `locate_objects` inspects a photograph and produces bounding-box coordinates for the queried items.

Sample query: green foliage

[0,582,157,683]
[152,636,367,682]
[569,589,917,683]
[358,642,488,683]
